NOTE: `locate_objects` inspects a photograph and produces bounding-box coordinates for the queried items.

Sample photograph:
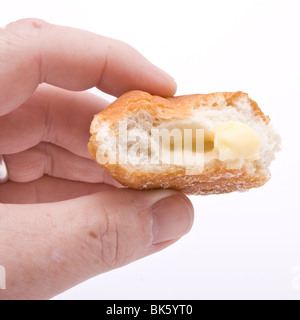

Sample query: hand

[0,19,194,299]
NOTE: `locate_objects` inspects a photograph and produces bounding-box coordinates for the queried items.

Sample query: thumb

[0,188,194,299]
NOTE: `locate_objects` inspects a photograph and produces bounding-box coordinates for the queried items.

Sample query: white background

[1,0,300,300]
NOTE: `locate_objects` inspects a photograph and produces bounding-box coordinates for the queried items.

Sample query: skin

[0,19,194,300]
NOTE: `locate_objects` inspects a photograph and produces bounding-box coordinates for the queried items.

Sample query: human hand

[0,19,194,299]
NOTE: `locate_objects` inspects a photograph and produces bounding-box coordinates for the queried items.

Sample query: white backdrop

[1,0,300,299]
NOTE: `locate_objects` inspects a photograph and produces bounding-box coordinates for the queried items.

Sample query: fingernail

[151,194,194,244]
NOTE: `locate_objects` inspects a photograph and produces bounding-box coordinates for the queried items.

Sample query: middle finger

[0,84,110,157]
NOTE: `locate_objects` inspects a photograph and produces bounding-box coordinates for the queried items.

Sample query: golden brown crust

[93,162,269,195]
[90,91,269,134]
[88,91,271,195]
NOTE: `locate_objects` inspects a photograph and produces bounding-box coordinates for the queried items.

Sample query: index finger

[0,18,176,116]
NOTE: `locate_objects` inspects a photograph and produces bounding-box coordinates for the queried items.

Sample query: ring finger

[0,175,117,204]
[4,142,121,186]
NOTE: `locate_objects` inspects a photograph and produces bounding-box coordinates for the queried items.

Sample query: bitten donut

[88,91,280,195]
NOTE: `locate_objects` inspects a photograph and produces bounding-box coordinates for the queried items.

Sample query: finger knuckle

[81,192,154,273]
[99,214,121,269]
[6,18,50,36]
[88,200,124,270]
[0,18,50,56]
